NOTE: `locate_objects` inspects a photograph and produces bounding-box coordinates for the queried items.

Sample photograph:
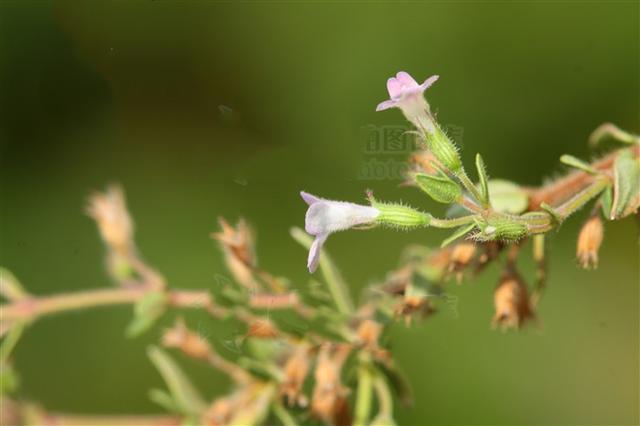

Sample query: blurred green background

[1,1,638,425]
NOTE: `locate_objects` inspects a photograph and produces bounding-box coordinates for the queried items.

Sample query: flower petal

[395,71,419,88]
[300,191,321,206]
[308,234,327,273]
[386,77,402,99]
[376,99,397,112]
[420,75,439,91]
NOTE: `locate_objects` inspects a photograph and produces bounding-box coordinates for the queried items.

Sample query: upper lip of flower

[376,71,439,111]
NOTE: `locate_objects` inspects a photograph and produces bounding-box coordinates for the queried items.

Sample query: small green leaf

[1,323,25,364]
[126,292,168,337]
[0,268,29,301]
[475,154,490,206]
[599,186,613,219]
[540,202,563,224]
[487,180,529,214]
[414,172,462,204]
[589,123,639,147]
[560,155,597,175]
[610,149,640,219]
[441,222,477,248]
[149,388,180,413]
[147,346,207,416]
[374,362,413,407]
[0,362,20,395]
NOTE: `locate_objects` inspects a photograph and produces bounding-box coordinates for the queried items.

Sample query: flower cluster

[300,71,640,331]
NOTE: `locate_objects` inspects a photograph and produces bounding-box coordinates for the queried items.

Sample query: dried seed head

[576,215,604,269]
[86,185,133,256]
[492,271,534,330]
[162,317,212,360]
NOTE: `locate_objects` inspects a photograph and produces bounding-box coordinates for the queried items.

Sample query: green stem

[373,374,394,420]
[272,402,299,426]
[289,228,354,315]
[429,214,477,229]
[456,169,485,204]
[354,354,374,426]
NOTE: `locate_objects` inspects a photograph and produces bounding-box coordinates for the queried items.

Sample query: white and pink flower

[301,192,380,273]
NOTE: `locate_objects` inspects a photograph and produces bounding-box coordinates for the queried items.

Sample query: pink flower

[301,192,380,273]
[376,71,439,130]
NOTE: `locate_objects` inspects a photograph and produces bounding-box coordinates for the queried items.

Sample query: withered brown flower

[212,217,258,289]
[86,184,133,256]
[448,242,477,281]
[576,215,604,269]
[492,271,534,330]
[247,318,279,339]
[162,317,212,360]
[280,343,311,407]
[356,319,382,350]
[409,150,441,175]
[311,343,351,425]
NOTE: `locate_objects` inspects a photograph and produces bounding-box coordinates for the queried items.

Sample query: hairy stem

[527,145,639,209]
[429,214,477,229]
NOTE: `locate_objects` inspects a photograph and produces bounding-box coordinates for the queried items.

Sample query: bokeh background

[1,1,638,425]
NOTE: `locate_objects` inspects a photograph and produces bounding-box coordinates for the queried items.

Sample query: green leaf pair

[609,148,640,219]
[414,171,461,204]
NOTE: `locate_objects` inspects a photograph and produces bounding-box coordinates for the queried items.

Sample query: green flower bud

[414,172,462,204]
[475,216,528,242]
[425,125,462,172]
[372,200,431,230]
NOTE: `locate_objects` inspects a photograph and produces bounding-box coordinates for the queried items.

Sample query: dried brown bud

[204,397,234,426]
[281,344,311,407]
[162,318,212,360]
[394,294,433,326]
[492,271,534,330]
[247,318,279,339]
[576,215,604,269]
[426,246,453,281]
[212,218,258,289]
[409,150,441,175]
[249,292,299,310]
[448,242,477,281]
[356,319,382,349]
[86,185,133,256]
[203,383,268,426]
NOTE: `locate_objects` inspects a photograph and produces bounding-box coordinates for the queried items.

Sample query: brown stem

[527,145,639,210]
[41,413,181,426]
[0,286,221,324]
